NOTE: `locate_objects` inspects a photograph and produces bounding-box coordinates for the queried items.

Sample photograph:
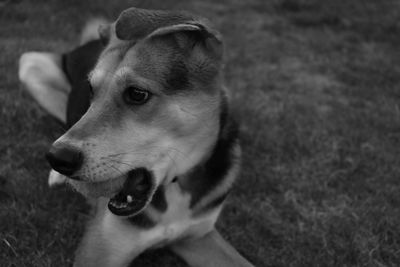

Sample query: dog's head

[47,8,224,216]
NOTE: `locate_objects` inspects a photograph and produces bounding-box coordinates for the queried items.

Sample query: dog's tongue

[108,168,154,216]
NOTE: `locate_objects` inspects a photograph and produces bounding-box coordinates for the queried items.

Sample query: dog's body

[19,8,253,267]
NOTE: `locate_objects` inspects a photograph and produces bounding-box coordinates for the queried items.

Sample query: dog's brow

[89,69,108,88]
[114,67,132,86]
[114,66,160,92]
[114,66,144,86]
[115,67,131,80]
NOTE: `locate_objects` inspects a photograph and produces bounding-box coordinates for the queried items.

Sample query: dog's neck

[176,92,240,208]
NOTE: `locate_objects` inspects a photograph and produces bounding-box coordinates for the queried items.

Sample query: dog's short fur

[18,8,254,267]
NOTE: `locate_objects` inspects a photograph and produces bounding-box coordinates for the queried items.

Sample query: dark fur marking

[181,94,239,208]
[150,185,168,212]
[128,212,156,229]
[62,39,104,128]
[165,58,189,92]
[193,190,230,217]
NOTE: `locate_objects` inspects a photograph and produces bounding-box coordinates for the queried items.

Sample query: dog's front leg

[170,229,255,267]
[74,204,149,267]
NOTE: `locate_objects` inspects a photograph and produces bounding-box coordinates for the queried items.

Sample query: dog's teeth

[127,195,133,203]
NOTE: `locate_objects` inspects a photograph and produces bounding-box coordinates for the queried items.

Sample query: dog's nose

[46,144,83,176]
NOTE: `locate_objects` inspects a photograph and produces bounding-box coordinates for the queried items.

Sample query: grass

[1,0,400,266]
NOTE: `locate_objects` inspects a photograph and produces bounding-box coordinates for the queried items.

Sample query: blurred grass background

[1,0,400,266]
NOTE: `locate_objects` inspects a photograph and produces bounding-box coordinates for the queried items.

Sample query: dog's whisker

[163,151,180,174]
[104,146,160,157]
[104,163,125,192]
[107,158,136,169]
[105,151,148,158]
[105,150,181,178]
[106,162,124,176]
[106,145,187,158]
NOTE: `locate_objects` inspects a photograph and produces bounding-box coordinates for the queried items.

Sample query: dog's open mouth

[67,168,155,217]
[108,168,155,216]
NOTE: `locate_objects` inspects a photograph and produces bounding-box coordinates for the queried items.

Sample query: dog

[18,7,254,267]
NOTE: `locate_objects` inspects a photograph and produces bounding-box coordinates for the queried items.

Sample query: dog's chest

[153,181,220,243]
[95,182,220,249]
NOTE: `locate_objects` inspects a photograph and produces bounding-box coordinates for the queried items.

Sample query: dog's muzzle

[46,144,156,216]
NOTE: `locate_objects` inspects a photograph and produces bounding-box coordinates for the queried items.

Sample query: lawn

[1,0,400,266]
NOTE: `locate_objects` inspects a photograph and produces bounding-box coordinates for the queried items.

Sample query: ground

[1,0,400,266]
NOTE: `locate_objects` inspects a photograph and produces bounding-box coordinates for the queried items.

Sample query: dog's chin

[68,168,156,217]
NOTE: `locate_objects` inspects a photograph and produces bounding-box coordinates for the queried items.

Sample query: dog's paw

[48,170,67,187]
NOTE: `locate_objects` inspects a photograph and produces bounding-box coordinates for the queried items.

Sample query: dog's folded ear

[115,8,223,61]
[147,22,223,61]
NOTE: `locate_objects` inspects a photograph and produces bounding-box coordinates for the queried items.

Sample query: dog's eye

[123,87,151,105]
